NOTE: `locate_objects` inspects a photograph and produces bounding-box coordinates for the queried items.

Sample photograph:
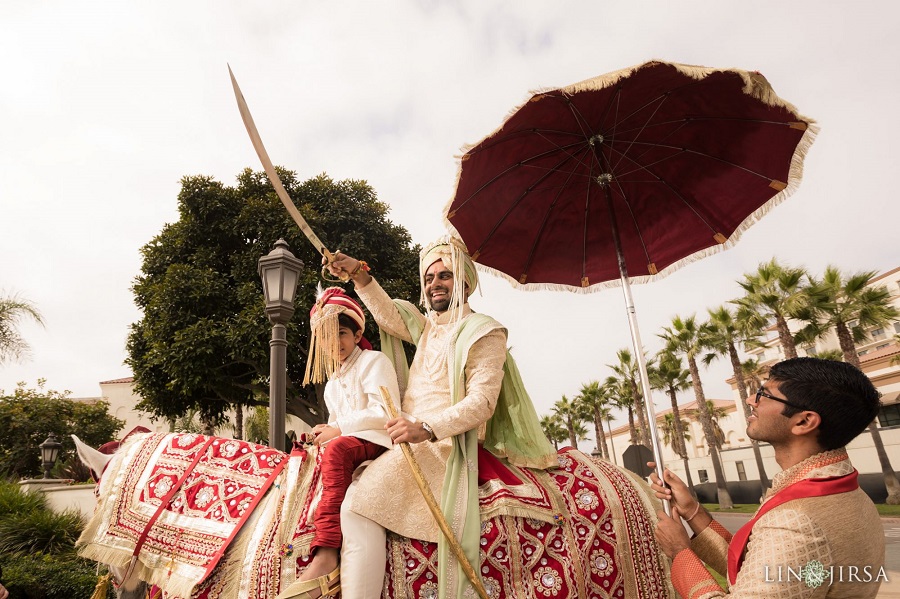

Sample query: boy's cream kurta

[348,279,507,542]
[323,347,398,449]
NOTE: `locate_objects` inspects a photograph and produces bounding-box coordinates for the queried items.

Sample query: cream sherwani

[672,449,885,598]
[323,347,396,450]
[346,278,507,542]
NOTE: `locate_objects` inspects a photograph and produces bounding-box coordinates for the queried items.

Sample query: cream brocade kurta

[348,279,507,542]
[672,449,885,599]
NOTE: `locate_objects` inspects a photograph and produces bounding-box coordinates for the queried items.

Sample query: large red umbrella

[445,60,817,496]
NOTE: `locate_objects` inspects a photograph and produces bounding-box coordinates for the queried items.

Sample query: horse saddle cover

[77,432,289,597]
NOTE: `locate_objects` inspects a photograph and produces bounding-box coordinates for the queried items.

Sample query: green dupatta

[379,300,556,599]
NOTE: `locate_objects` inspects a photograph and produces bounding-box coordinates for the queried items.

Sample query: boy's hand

[313,425,341,445]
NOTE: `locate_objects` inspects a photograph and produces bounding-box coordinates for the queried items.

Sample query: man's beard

[428,293,452,313]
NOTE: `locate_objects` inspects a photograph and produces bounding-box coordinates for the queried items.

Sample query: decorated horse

[75,431,674,599]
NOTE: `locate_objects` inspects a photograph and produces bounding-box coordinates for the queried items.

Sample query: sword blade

[228,64,332,259]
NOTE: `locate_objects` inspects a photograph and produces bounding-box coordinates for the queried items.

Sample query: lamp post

[606,419,617,465]
[258,239,304,452]
[39,433,62,479]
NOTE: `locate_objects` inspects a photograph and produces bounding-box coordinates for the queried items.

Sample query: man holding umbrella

[325,236,556,599]
[651,357,885,598]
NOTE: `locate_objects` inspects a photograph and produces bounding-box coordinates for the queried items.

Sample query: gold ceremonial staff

[379,386,488,599]
[228,64,346,281]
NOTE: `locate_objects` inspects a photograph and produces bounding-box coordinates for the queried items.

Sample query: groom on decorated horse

[324,235,558,599]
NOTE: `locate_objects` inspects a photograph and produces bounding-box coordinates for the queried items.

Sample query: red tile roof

[99,377,135,385]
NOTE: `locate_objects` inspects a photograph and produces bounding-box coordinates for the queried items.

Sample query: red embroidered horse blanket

[78,432,287,597]
[83,437,671,599]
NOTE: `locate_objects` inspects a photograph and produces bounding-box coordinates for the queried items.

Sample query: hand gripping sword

[228,65,346,281]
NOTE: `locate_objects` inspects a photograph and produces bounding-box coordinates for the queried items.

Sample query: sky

[2,1,899,443]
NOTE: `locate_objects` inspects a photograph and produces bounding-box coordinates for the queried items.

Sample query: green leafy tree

[0,292,44,364]
[0,381,124,478]
[795,266,900,504]
[126,169,420,432]
[574,380,613,460]
[703,305,771,494]
[660,314,733,509]
[648,351,695,493]
[732,258,809,359]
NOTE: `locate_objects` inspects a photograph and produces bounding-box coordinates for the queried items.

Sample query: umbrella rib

[609,176,654,271]
[614,140,786,183]
[610,120,690,171]
[519,149,591,281]
[561,88,622,175]
[610,95,669,173]
[604,142,728,237]
[473,146,590,262]
[453,140,586,213]
[558,92,597,145]
[611,115,804,136]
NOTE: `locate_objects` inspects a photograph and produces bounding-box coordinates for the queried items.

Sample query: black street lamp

[258,239,304,451]
[39,433,62,479]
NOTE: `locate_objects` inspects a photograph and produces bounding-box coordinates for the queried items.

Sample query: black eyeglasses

[754,387,808,411]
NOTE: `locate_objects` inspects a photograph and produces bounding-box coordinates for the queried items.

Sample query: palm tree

[604,375,638,446]
[687,400,729,450]
[814,349,844,362]
[648,352,696,493]
[741,358,767,390]
[796,266,900,504]
[608,349,651,448]
[732,258,809,359]
[575,380,613,460]
[539,414,568,452]
[660,413,692,459]
[553,395,587,449]
[659,314,733,509]
[704,305,771,493]
[0,292,44,364]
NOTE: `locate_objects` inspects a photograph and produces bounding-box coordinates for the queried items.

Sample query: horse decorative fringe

[76,432,674,599]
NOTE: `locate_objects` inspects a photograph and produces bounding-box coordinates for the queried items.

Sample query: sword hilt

[320,249,350,283]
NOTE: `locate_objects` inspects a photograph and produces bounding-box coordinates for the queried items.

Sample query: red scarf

[726,470,858,584]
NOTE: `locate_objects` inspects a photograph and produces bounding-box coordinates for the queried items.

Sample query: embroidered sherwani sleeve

[690,520,732,576]
[335,353,398,438]
[356,278,423,343]
[671,509,831,599]
[428,329,507,440]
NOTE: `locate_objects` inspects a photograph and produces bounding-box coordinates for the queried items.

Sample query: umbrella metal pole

[602,184,670,516]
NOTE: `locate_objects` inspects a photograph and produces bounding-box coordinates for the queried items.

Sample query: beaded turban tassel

[419,235,479,321]
[303,285,366,385]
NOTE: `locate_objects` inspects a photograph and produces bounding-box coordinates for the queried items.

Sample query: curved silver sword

[228,64,342,273]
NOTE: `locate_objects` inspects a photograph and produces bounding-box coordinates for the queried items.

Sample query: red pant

[312,435,386,550]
